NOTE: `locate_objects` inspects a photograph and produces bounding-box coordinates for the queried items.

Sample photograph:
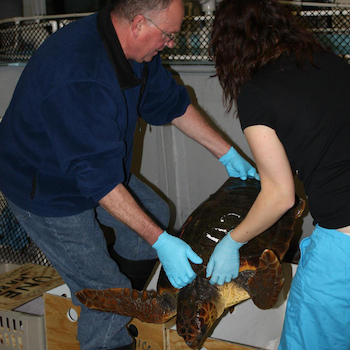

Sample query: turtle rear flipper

[246,249,284,309]
[75,288,177,323]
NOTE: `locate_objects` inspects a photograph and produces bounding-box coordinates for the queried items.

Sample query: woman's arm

[230,124,296,242]
[207,124,296,285]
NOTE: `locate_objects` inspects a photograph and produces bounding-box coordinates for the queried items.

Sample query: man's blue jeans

[7,174,170,350]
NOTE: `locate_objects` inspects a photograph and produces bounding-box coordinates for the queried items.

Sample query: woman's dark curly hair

[209,0,327,111]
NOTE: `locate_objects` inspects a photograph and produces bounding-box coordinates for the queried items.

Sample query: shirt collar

[97,4,142,90]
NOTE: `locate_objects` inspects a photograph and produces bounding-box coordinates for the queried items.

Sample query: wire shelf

[0,2,349,64]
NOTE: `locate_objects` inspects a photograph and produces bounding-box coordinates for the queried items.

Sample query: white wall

[0,65,25,120]
[22,0,46,16]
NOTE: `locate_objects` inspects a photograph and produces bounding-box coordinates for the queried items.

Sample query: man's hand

[220,146,260,180]
[153,231,203,289]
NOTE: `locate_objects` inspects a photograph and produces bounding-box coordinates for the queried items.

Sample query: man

[0,0,258,349]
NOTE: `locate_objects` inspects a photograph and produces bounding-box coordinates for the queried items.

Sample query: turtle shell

[158,177,303,287]
[156,177,304,349]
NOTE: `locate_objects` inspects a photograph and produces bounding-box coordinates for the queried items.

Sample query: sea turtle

[76,177,305,349]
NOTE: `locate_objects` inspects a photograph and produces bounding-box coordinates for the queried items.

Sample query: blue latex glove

[220,146,260,180]
[152,231,203,289]
[206,233,246,285]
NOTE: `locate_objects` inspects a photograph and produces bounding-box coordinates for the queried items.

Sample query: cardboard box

[0,263,64,350]
[44,293,80,350]
[128,317,262,350]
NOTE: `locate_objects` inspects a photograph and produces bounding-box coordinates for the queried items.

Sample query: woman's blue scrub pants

[279,224,350,350]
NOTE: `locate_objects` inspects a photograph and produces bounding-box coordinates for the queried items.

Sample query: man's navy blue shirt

[0,12,190,216]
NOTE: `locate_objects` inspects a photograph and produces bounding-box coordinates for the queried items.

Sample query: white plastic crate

[0,310,46,350]
[0,264,63,350]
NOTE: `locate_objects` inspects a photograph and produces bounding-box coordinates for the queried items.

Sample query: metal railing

[288,2,350,62]
[162,2,350,63]
[0,2,349,64]
[0,13,83,62]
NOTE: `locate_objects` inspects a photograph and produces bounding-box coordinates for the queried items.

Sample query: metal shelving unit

[0,2,350,64]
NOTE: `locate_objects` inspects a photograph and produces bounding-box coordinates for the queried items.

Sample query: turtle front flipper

[75,288,177,324]
[245,249,284,309]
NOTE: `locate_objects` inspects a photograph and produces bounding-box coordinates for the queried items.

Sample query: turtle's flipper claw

[247,249,284,309]
[76,288,177,323]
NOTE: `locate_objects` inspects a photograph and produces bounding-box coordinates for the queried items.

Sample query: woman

[206,0,350,349]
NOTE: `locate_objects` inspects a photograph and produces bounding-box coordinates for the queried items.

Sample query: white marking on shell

[214,227,227,233]
[206,233,219,243]
[220,212,241,222]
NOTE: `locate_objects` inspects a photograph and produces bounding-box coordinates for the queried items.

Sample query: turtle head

[176,277,225,349]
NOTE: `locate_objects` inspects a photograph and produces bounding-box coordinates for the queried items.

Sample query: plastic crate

[0,263,63,350]
[0,310,46,350]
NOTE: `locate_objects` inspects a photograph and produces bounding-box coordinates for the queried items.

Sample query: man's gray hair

[110,0,175,21]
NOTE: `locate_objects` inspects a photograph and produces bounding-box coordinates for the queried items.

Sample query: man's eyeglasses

[144,17,177,43]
